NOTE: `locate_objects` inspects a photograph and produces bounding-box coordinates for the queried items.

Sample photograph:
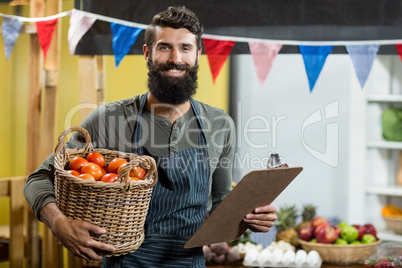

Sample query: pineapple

[275,205,299,247]
[297,204,317,231]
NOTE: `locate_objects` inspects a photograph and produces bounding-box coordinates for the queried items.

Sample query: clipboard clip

[267,153,288,168]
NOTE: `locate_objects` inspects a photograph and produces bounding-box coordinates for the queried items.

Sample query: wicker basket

[383,216,402,234]
[53,126,158,256]
[299,239,381,265]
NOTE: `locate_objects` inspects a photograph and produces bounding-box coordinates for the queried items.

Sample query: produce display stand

[23,1,106,267]
[206,262,367,268]
[0,176,26,268]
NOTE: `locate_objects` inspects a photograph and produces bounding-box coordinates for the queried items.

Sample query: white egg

[277,240,286,246]
[307,250,321,266]
[243,248,259,266]
[281,249,296,265]
[294,250,307,266]
[270,248,283,265]
[257,249,271,266]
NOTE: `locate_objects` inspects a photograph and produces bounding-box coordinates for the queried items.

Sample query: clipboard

[184,166,303,248]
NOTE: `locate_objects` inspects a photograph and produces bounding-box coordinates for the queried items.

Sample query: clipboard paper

[184,166,303,248]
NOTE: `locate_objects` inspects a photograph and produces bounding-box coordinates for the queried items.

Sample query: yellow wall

[0,1,229,267]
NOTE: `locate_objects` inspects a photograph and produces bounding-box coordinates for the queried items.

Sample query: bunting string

[74,9,147,29]
[1,8,402,91]
[0,10,71,22]
[202,33,402,46]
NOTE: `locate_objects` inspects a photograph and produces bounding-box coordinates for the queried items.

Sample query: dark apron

[102,93,210,267]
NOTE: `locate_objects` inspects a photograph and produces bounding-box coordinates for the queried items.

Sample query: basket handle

[146,156,158,188]
[54,126,94,158]
[118,157,158,191]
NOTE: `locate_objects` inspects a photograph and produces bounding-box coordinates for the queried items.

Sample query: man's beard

[147,60,198,105]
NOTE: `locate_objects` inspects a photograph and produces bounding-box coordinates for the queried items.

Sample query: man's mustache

[156,63,190,72]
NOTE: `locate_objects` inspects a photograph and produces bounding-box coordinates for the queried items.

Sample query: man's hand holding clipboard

[185,156,303,248]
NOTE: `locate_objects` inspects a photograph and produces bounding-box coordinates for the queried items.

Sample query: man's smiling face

[144,27,201,105]
[145,26,200,74]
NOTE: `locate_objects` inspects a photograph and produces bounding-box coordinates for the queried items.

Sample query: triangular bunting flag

[1,17,22,60]
[111,23,143,68]
[203,38,235,83]
[68,9,96,55]
[248,42,282,86]
[299,45,334,92]
[35,18,58,62]
[395,44,402,63]
[345,45,379,89]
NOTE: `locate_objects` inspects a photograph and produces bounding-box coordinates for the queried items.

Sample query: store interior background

[1,0,402,267]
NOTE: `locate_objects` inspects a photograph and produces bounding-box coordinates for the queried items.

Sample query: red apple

[212,253,226,264]
[332,225,342,237]
[299,226,314,241]
[314,222,330,237]
[363,224,377,238]
[352,224,366,241]
[311,217,330,229]
[210,242,230,256]
[316,225,339,244]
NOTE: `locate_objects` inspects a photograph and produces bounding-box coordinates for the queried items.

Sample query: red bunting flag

[203,38,235,83]
[35,18,58,62]
[396,44,402,63]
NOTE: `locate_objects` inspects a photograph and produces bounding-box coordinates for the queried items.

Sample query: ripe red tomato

[100,167,106,176]
[86,152,105,168]
[130,177,139,181]
[66,170,80,177]
[101,173,118,183]
[78,173,95,181]
[117,164,146,180]
[69,157,89,172]
[104,165,110,173]
[131,166,146,180]
[81,163,103,181]
[108,158,128,174]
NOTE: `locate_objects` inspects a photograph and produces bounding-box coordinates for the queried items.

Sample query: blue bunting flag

[345,45,380,89]
[111,23,143,68]
[2,17,22,60]
[299,45,334,92]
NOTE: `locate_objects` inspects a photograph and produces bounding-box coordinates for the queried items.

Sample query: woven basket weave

[299,239,381,265]
[53,126,158,256]
[384,216,402,234]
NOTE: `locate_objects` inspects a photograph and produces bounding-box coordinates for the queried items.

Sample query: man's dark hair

[145,6,203,52]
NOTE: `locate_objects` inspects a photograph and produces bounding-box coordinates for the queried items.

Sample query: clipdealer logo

[301,100,339,167]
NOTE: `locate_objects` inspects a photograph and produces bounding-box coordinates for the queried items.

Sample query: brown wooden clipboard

[184,166,303,248]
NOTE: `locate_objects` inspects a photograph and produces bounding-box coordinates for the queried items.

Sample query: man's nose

[168,48,182,64]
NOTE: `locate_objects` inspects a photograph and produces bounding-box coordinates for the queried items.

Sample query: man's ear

[197,48,201,62]
[143,44,150,61]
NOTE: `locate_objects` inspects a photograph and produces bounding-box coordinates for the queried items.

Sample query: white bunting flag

[68,9,96,55]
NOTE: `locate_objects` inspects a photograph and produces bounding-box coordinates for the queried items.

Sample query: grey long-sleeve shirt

[24,94,236,220]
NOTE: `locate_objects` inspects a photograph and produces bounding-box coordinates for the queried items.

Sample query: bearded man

[24,6,277,267]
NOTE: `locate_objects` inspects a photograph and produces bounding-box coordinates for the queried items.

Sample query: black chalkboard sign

[74,0,402,55]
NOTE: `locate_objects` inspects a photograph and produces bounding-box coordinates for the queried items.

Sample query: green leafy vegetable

[382,109,402,141]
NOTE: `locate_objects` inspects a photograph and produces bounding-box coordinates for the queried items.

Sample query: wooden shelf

[367,94,402,103]
[366,185,402,196]
[377,229,402,242]
[367,140,402,150]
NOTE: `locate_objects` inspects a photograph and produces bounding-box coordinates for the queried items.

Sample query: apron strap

[133,92,148,147]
